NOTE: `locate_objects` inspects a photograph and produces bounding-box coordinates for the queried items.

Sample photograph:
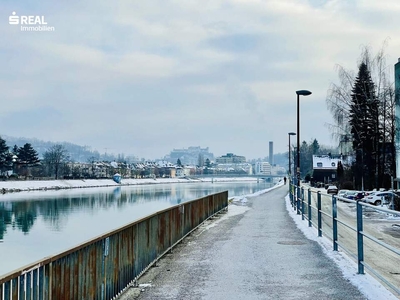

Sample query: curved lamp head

[288,132,296,136]
[296,90,312,96]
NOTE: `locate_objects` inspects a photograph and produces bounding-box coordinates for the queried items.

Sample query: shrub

[341,181,354,190]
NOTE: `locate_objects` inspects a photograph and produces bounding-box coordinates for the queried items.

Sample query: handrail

[0,191,228,300]
[289,182,400,296]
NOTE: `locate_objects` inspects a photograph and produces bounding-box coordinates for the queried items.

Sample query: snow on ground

[0,176,260,194]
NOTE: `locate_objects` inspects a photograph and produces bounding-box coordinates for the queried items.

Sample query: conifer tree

[17,143,40,177]
[349,62,379,190]
[0,137,11,175]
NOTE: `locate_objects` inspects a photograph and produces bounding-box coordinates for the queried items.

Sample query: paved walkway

[119,185,369,299]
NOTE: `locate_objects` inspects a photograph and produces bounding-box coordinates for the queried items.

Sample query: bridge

[187,174,284,181]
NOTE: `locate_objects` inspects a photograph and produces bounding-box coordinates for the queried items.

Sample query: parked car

[343,190,357,199]
[345,191,365,200]
[337,189,349,199]
[363,191,399,206]
[327,185,338,195]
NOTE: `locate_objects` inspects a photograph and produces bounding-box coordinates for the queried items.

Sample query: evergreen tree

[0,137,11,175]
[205,158,211,168]
[311,139,320,155]
[177,158,182,167]
[349,62,379,190]
[17,143,41,178]
[12,145,18,154]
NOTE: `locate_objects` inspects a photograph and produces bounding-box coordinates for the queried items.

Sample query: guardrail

[0,191,228,300]
[289,183,400,297]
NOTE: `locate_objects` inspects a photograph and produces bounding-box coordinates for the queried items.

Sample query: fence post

[356,201,365,274]
[301,187,305,220]
[317,191,322,237]
[332,194,338,251]
[308,188,312,227]
[296,182,301,215]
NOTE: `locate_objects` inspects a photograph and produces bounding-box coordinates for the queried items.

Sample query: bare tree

[43,144,69,179]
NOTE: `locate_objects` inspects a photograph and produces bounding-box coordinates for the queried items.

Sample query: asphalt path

[119,185,367,299]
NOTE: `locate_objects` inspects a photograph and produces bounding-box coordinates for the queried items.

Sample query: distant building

[269,141,274,165]
[215,153,246,164]
[165,146,214,166]
[216,163,252,175]
[176,166,192,177]
[312,155,341,183]
[255,162,271,175]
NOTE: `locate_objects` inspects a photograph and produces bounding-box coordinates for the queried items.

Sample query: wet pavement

[118,185,369,299]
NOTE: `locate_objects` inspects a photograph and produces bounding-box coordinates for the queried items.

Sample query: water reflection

[0,181,271,275]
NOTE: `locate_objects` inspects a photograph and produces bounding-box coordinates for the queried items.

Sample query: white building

[176,166,193,177]
[255,162,271,175]
[216,163,253,174]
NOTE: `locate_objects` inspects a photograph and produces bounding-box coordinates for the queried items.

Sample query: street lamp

[288,132,296,179]
[296,90,312,187]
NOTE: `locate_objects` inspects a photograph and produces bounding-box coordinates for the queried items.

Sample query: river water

[0,180,273,276]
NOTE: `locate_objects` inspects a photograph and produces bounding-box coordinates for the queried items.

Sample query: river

[0,180,274,276]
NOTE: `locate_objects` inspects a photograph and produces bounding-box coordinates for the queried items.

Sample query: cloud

[0,0,398,159]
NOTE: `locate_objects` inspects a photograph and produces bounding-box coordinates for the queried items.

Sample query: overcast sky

[1,0,399,160]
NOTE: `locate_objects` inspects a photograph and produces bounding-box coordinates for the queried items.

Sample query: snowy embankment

[0,176,263,194]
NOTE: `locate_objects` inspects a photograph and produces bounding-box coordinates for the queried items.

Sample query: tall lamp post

[296,90,312,187]
[288,132,296,180]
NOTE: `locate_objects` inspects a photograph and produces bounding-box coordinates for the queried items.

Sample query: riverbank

[0,177,271,194]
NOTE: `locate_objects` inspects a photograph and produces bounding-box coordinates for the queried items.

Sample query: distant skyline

[1,1,399,160]
[3,133,279,161]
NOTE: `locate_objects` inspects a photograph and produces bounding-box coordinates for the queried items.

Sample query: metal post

[296,182,301,214]
[317,191,322,237]
[295,90,311,205]
[301,187,305,220]
[288,133,291,178]
[332,194,338,251]
[308,188,312,227]
[356,201,365,274]
[296,93,300,191]
[288,132,296,191]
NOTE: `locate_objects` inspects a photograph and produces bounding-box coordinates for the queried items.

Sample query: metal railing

[0,191,228,300]
[290,183,400,297]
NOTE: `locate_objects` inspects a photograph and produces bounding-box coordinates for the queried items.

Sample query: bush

[341,181,354,190]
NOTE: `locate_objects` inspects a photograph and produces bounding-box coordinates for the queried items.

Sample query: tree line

[0,137,69,179]
[326,42,397,190]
